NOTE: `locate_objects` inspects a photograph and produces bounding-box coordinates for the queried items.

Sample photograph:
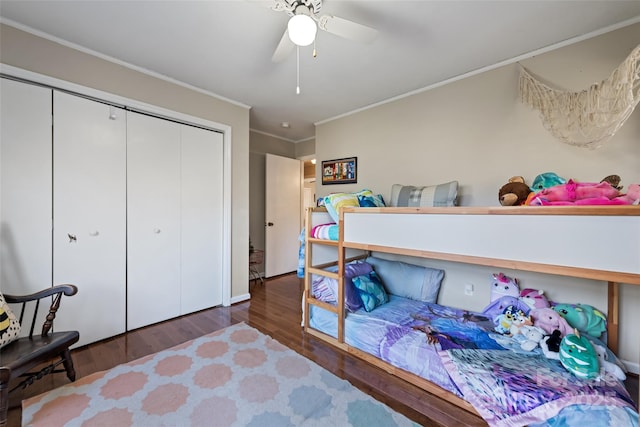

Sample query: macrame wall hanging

[519,44,640,149]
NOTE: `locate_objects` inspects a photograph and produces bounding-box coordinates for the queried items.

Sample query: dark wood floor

[7,274,639,426]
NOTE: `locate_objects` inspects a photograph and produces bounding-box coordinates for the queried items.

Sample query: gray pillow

[390,181,458,207]
[365,256,444,303]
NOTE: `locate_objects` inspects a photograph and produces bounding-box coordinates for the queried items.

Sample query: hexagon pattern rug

[22,322,418,426]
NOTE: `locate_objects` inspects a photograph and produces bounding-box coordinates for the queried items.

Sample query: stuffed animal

[539,329,562,360]
[530,172,566,192]
[482,296,530,321]
[509,311,533,336]
[601,174,622,190]
[528,179,634,206]
[553,303,607,338]
[494,305,527,335]
[490,272,520,302]
[519,288,550,310]
[530,307,574,337]
[516,325,546,351]
[559,330,600,380]
[498,176,532,206]
[616,183,640,205]
[592,342,626,381]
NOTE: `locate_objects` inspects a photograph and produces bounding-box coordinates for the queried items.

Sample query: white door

[265,154,302,277]
[52,91,127,346]
[0,79,52,295]
[127,112,181,330]
[180,125,224,314]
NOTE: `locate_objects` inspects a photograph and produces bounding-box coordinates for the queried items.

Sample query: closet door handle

[68,233,77,243]
[153,228,161,234]
[267,222,274,227]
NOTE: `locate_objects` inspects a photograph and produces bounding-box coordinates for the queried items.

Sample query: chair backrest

[4,285,78,338]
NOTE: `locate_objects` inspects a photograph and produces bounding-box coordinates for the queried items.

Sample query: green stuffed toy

[559,330,600,380]
[553,303,607,338]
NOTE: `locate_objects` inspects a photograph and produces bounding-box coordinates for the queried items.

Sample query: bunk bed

[302,205,640,426]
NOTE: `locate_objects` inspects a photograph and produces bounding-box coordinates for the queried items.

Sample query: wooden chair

[0,284,79,427]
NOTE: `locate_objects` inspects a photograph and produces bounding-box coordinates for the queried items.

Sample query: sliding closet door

[180,125,224,314]
[0,79,52,295]
[52,91,127,347]
[127,112,181,330]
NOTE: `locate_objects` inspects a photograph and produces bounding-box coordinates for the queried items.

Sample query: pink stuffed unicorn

[530,307,574,337]
[490,273,520,302]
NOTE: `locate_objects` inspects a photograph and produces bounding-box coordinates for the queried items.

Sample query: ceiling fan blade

[320,15,378,43]
[272,29,295,62]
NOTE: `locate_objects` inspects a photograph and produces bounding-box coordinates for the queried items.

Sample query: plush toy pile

[481,272,627,381]
[497,172,640,206]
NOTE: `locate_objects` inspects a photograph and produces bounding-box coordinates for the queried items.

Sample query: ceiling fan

[268,0,378,62]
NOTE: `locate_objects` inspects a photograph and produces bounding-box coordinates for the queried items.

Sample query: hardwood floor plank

[7,274,638,427]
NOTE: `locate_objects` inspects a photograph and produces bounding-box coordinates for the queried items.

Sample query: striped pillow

[390,181,458,207]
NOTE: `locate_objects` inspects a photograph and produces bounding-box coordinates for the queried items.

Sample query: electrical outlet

[464,283,474,296]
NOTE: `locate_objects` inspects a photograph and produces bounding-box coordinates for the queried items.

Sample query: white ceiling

[2,1,640,142]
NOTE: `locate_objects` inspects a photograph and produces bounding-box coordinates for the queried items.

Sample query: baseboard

[622,359,639,375]
[230,293,251,305]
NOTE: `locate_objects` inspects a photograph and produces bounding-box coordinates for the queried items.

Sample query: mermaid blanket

[439,349,638,427]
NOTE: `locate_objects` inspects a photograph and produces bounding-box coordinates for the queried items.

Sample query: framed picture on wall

[321,157,357,185]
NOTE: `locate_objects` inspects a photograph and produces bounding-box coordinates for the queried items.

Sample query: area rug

[22,322,418,426]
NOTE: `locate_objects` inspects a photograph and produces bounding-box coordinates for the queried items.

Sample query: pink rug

[22,322,417,426]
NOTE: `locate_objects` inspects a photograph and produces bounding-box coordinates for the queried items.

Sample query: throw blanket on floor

[439,349,638,427]
[23,322,417,427]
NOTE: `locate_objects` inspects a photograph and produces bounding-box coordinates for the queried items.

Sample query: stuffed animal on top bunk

[498,176,532,206]
[553,303,608,338]
[528,178,640,206]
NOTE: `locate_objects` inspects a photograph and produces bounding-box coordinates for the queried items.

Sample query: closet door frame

[1,64,233,307]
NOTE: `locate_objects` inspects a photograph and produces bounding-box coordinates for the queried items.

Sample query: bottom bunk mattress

[308,296,639,427]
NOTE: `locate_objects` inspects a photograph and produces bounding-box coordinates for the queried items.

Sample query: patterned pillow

[352,271,389,312]
[324,192,360,223]
[358,192,386,208]
[311,261,374,312]
[0,292,21,349]
[390,181,458,207]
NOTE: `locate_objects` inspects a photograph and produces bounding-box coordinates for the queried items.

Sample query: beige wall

[0,23,251,300]
[316,24,640,369]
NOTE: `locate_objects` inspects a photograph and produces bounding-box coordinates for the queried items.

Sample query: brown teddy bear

[499,176,532,206]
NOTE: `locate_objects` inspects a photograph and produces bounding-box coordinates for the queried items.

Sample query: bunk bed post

[337,209,345,343]
[303,207,313,332]
[607,281,619,354]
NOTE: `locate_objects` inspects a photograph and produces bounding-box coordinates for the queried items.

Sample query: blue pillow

[352,271,389,312]
[365,256,443,303]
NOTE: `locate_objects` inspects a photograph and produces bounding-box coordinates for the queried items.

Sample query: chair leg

[61,348,77,382]
[0,381,8,427]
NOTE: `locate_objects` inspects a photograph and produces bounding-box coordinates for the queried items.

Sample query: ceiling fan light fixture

[288,14,317,46]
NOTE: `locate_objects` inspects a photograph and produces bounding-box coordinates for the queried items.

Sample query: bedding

[308,295,638,426]
[311,222,339,240]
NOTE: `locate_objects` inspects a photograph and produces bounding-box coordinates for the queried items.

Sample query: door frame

[1,64,233,306]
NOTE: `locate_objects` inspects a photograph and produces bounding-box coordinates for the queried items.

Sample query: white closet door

[0,79,52,295]
[52,91,126,347]
[127,112,181,329]
[180,125,223,314]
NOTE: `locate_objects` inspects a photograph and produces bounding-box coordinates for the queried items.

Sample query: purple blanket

[439,349,637,427]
